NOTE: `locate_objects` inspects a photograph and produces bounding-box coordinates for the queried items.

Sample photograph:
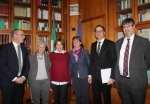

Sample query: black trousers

[92,79,111,104]
[51,83,69,104]
[117,76,147,104]
[1,83,24,104]
[72,78,89,104]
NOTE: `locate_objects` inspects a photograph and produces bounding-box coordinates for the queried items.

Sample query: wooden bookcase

[0,0,66,53]
[114,0,150,101]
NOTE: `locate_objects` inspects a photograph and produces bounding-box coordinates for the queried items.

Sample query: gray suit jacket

[69,50,90,79]
[115,35,150,89]
[28,52,51,82]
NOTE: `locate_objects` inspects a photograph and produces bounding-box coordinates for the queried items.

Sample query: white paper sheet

[101,68,111,83]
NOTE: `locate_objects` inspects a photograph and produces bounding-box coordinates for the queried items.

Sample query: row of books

[0,19,8,29]
[14,7,30,17]
[138,28,150,40]
[138,0,150,5]
[24,35,30,47]
[118,0,131,10]
[38,8,48,19]
[117,13,132,25]
[0,5,8,15]
[55,23,62,32]
[52,0,61,8]
[16,0,30,3]
[54,12,61,21]
[0,34,9,45]
[14,20,30,30]
[38,0,48,6]
[38,22,48,31]
[139,9,150,22]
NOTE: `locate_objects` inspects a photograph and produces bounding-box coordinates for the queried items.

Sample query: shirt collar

[12,41,20,47]
[54,50,66,54]
[125,34,135,41]
[97,38,105,44]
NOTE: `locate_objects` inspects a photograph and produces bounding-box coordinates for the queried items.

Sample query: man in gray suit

[115,18,150,104]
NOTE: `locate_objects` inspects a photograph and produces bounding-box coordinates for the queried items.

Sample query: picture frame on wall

[70,4,78,16]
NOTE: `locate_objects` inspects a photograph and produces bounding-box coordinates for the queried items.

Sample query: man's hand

[14,77,25,84]
[107,78,114,85]
[88,77,92,84]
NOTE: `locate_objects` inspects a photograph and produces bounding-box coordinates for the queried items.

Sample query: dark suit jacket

[0,42,30,87]
[88,39,117,80]
[69,49,90,79]
[28,52,51,82]
[115,35,150,89]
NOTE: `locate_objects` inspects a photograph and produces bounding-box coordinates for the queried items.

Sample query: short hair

[54,38,65,49]
[94,24,105,32]
[38,40,46,46]
[121,18,135,28]
[12,29,22,37]
[72,36,84,49]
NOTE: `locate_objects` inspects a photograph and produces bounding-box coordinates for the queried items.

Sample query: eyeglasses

[122,25,133,29]
[95,30,104,33]
[16,34,25,36]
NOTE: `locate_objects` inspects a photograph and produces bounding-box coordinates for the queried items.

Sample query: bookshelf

[0,0,10,30]
[0,0,66,53]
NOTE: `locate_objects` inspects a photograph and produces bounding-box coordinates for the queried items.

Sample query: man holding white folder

[88,24,117,104]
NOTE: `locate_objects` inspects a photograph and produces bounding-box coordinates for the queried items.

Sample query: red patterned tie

[123,39,130,76]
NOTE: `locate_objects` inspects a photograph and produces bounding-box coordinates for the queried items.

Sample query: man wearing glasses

[0,29,30,104]
[115,18,150,104]
[88,24,117,104]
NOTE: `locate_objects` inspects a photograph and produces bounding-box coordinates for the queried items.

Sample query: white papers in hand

[101,68,111,84]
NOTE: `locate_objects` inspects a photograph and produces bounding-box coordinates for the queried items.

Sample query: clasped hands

[15,77,25,84]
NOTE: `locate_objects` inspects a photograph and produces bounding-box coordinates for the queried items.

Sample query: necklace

[37,54,43,60]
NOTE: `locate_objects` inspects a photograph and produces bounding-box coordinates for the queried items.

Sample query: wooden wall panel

[80,0,91,21]
[91,0,104,18]
[81,0,104,21]
[68,15,79,50]
[82,18,105,52]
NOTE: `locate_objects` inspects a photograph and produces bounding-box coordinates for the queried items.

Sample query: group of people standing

[0,18,150,104]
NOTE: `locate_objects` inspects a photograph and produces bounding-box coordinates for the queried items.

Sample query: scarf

[72,46,83,62]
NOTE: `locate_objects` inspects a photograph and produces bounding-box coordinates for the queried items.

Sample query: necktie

[18,45,21,73]
[97,42,101,55]
[123,39,130,76]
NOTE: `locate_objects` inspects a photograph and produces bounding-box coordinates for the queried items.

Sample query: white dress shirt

[119,34,135,77]
[12,41,25,81]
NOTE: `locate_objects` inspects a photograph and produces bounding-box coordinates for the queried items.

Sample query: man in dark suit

[115,18,150,104]
[88,25,117,104]
[0,29,30,104]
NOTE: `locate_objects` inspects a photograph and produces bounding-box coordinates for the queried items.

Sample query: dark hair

[94,24,105,32]
[12,29,21,37]
[72,36,84,49]
[121,18,135,28]
[54,38,65,49]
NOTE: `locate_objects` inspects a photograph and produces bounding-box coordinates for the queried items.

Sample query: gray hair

[38,40,46,46]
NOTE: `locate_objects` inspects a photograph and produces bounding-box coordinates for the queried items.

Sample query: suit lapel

[10,42,18,63]
[99,39,107,56]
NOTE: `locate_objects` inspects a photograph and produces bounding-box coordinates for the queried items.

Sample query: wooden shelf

[0,0,9,4]
[136,20,150,29]
[14,1,30,7]
[138,2,150,11]
[38,18,48,22]
[52,7,61,12]
[116,8,132,14]
[14,16,30,20]
[38,5,48,9]
[0,14,8,17]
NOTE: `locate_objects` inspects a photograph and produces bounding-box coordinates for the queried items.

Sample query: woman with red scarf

[69,36,90,104]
